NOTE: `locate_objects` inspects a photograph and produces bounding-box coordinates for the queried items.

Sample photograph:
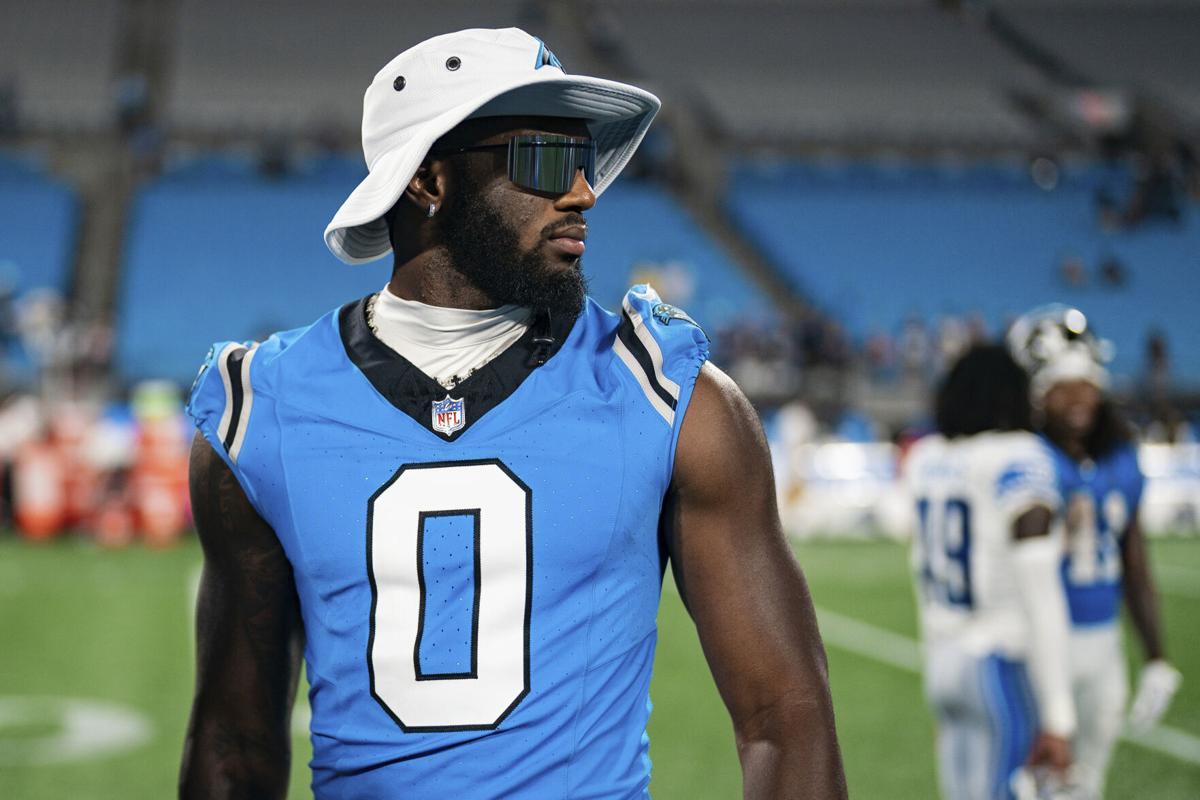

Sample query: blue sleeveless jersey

[186,286,708,799]
[1045,439,1144,628]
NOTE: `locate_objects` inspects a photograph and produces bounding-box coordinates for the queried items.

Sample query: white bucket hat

[324,27,661,265]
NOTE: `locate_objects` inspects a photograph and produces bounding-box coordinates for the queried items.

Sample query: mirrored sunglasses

[434,134,596,195]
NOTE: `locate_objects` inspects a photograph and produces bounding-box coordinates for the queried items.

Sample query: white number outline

[1066,488,1124,586]
[365,459,533,732]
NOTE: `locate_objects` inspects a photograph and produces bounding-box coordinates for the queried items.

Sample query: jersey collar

[339,294,576,441]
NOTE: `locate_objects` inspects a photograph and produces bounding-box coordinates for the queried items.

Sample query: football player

[906,344,1076,800]
[178,29,846,799]
[1008,305,1181,800]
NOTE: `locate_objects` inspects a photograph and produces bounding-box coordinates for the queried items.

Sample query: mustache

[542,213,587,239]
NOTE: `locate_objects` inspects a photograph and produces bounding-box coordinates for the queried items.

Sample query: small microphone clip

[530,309,555,366]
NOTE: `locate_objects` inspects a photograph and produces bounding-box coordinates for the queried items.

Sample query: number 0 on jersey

[366,460,533,732]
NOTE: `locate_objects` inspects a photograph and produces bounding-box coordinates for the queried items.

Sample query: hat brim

[324,74,660,265]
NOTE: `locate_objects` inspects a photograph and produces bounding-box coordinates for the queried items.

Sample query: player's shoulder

[1105,441,1140,469]
[903,433,951,487]
[185,305,346,436]
[599,284,709,426]
[906,432,947,465]
[974,429,1053,464]
[1102,441,1144,486]
[625,283,706,352]
[202,304,348,386]
[603,284,707,348]
[972,430,1058,504]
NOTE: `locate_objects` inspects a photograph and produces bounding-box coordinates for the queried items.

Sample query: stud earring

[427,203,437,218]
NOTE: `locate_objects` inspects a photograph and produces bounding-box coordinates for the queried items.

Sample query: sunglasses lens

[508,135,596,194]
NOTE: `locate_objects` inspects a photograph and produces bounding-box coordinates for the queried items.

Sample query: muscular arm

[179,433,304,800]
[1121,517,1166,662]
[663,364,846,800]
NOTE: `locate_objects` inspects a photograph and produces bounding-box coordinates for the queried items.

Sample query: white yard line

[814,605,1200,768]
[1124,725,1200,766]
[815,607,922,672]
[181,569,1199,764]
[0,696,153,766]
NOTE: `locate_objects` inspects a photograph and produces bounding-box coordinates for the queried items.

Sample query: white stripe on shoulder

[621,295,680,400]
[614,336,675,426]
[214,342,242,446]
[228,343,260,463]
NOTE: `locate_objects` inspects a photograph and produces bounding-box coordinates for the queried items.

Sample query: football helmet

[1007,304,1112,397]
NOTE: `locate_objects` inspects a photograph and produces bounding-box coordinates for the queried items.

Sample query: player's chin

[1064,410,1096,438]
[529,263,587,319]
[541,248,583,272]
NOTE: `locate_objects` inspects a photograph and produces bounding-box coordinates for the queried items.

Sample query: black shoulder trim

[616,310,678,412]
[220,345,250,452]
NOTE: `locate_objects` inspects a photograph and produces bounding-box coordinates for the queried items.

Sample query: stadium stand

[116,154,386,382]
[998,2,1200,129]
[0,153,79,295]
[115,153,767,382]
[601,0,1043,148]
[165,0,561,134]
[0,0,121,131]
[728,158,1200,383]
[583,181,775,331]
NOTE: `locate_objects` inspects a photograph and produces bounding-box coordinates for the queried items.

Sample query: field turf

[0,535,1196,798]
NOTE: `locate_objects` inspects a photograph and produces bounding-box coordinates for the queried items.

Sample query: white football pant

[924,640,1038,800]
[1066,626,1127,800]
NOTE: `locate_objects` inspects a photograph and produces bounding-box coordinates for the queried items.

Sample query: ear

[403,159,450,213]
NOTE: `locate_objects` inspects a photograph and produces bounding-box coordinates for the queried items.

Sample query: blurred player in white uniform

[1009,306,1181,800]
[907,344,1076,800]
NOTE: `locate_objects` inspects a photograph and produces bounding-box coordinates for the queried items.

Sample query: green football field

[1,535,1197,798]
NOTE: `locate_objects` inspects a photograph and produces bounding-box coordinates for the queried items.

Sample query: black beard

[438,182,588,322]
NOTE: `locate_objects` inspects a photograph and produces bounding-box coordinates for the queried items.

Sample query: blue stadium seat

[0,153,78,295]
[117,155,386,382]
[728,161,1200,383]
[585,182,774,332]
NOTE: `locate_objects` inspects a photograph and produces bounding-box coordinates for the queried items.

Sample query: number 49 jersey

[905,431,1062,657]
[186,285,708,799]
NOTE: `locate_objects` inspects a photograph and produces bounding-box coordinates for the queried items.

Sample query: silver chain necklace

[366,292,482,390]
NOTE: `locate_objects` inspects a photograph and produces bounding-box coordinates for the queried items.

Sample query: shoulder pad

[613,284,709,427]
[186,340,261,463]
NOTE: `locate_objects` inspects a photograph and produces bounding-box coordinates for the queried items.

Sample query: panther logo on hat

[534,38,563,71]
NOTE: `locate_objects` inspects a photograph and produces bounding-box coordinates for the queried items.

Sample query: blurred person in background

[1141,328,1184,443]
[899,314,933,385]
[1009,305,1181,800]
[179,28,844,800]
[934,314,970,375]
[906,344,1076,800]
[0,266,17,389]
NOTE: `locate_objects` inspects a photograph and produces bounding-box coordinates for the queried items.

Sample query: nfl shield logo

[431,395,466,437]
